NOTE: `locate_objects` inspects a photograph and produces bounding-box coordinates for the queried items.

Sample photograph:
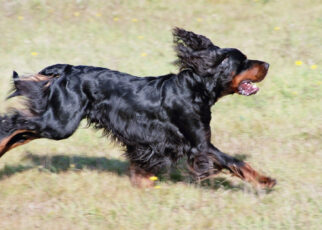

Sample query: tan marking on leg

[129,163,156,188]
[230,162,276,189]
[0,130,38,157]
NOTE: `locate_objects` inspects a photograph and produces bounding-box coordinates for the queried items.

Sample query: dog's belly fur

[91,111,188,172]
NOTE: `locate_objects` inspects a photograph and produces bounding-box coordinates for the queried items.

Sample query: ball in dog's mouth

[238,80,259,96]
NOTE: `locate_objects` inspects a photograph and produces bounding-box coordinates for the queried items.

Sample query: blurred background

[0,0,321,229]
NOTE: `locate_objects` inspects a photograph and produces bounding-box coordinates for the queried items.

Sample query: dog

[0,28,276,189]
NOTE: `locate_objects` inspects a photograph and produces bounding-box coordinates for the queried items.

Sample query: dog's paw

[258,176,277,189]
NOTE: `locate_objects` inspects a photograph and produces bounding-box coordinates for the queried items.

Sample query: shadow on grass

[0,153,129,180]
[26,153,129,175]
[0,164,34,180]
[0,153,250,192]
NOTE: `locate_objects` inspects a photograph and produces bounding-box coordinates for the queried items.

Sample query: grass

[0,0,321,229]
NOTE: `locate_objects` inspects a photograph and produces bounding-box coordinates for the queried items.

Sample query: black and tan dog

[0,28,276,188]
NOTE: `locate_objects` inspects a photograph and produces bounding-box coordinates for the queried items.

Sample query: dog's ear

[173,28,218,51]
[173,28,223,76]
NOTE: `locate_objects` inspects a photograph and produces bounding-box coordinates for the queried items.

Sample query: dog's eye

[235,59,249,74]
[235,63,245,74]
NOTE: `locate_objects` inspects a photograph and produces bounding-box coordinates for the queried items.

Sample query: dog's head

[173,28,269,97]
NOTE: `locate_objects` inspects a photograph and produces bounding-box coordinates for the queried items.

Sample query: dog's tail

[7,64,72,114]
[7,71,53,115]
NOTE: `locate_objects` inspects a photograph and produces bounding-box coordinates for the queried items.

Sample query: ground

[0,0,321,229]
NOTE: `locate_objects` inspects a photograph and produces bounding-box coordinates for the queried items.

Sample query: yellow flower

[311,64,317,70]
[316,81,322,86]
[17,16,24,20]
[131,18,138,22]
[154,185,161,189]
[95,13,102,17]
[149,176,158,181]
[295,60,303,66]
[113,17,119,21]
[196,18,203,22]
[70,164,76,168]
[274,26,281,31]
[137,35,144,39]
[73,12,80,17]
[141,52,147,57]
[31,52,38,56]
[291,91,298,95]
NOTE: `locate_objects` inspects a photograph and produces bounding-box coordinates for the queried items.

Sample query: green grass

[0,0,321,229]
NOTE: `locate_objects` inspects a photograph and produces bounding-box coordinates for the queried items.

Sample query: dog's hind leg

[0,70,85,157]
[0,109,84,158]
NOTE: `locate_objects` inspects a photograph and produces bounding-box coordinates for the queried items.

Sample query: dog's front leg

[206,144,276,189]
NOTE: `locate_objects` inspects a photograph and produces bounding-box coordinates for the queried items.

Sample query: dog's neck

[177,69,222,106]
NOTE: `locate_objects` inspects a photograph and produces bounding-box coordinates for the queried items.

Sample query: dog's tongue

[238,81,259,96]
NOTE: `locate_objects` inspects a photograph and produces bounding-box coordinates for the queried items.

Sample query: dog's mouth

[231,61,269,96]
[237,80,259,96]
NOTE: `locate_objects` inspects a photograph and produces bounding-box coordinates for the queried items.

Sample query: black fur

[0,28,276,188]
